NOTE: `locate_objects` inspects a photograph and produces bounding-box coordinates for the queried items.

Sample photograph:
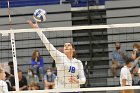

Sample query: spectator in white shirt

[120,58,134,93]
[0,68,8,93]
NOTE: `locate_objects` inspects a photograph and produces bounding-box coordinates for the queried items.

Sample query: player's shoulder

[121,66,128,72]
[73,58,82,63]
[0,80,7,86]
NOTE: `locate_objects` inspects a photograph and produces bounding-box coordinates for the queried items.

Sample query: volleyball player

[0,68,8,93]
[27,20,86,92]
[120,58,134,93]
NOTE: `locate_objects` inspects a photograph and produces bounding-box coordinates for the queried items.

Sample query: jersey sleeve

[138,68,140,74]
[78,60,86,84]
[121,68,127,80]
[36,30,65,63]
[1,81,8,93]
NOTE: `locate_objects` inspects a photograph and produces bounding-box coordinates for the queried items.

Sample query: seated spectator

[31,50,44,81]
[26,69,40,90]
[52,60,57,75]
[130,43,140,80]
[8,61,14,76]
[0,68,8,93]
[111,42,127,78]
[44,68,56,89]
[136,57,140,77]
[28,82,40,90]
[10,69,28,91]
[137,59,140,85]
[132,43,140,60]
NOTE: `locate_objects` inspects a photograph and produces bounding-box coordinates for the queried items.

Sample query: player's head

[63,42,76,57]
[0,68,6,80]
[125,58,133,68]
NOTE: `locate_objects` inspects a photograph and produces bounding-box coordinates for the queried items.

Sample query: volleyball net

[0,23,140,93]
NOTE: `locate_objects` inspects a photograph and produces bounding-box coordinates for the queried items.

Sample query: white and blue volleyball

[33,9,47,22]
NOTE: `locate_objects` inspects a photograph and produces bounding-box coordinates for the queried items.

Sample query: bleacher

[0,0,106,8]
[71,5,109,88]
[0,0,59,8]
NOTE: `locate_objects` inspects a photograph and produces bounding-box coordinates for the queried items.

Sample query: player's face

[64,43,74,54]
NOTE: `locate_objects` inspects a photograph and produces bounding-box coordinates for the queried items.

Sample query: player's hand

[68,76,79,84]
[27,20,39,28]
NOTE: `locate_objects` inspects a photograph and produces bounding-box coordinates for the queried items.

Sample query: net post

[10,31,19,91]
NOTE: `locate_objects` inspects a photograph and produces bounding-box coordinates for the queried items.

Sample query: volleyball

[33,9,47,22]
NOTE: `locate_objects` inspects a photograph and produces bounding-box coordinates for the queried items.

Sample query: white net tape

[8,86,140,93]
[1,23,140,34]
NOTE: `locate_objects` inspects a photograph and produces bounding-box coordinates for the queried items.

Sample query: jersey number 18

[69,66,75,73]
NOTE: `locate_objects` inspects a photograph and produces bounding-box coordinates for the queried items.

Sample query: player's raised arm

[27,20,64,63]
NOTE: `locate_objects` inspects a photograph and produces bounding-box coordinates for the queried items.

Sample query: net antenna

[7,0,19,91]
